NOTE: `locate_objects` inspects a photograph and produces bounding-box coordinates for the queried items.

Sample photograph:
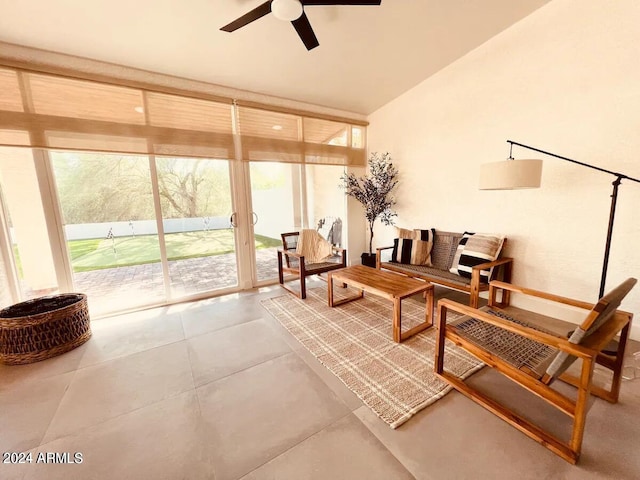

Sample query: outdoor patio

[72,247,280,316]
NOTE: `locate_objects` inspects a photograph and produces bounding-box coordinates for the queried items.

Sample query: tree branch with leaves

[341,152,399,255]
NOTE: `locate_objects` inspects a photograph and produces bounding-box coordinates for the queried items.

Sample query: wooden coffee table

[327,265,434,343]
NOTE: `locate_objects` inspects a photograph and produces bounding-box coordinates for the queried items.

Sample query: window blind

[236,106,365,166]
[0,66,366,166]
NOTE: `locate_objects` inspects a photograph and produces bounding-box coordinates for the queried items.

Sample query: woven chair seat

[288,254,343,270]
[451,307,557,378]
[304,260,344,273]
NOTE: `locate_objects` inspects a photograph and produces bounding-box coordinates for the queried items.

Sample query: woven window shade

[145,92,233,133]
[237,106,365,166]
[0,68,23,112]
[0,66,365,165]
[0,68,235,159]
[27,73,146,124]
[0,129,30,146]
[303,118,348,146]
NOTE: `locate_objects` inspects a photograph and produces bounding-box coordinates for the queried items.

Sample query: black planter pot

[360,253,377,268]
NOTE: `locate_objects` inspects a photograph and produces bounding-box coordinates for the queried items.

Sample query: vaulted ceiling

[0,0,550,115]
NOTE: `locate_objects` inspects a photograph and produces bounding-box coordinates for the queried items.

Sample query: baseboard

[630,322,640,343]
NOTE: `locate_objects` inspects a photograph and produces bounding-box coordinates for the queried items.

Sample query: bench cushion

[381,262,473,288]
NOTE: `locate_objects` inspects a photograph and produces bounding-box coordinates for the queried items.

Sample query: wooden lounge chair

[435,278,636,464]
[277,231,347,299]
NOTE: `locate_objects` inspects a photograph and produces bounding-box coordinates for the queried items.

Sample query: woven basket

[0,293,91,366]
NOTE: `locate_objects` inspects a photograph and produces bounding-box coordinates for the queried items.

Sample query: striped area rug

[261,286,483,429]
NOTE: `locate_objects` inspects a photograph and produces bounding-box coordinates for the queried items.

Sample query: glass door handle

[252,212,258,226]
[229,212,238,228]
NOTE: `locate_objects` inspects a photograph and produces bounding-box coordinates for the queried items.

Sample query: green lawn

[68,230,281,272]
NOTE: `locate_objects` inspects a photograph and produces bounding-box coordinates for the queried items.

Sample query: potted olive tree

[341,152,398,267]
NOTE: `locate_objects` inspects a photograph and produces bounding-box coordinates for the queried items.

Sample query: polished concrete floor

[1,280,639,480]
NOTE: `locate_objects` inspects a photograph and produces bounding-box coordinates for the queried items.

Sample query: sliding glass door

[50,151,164,315]
[155,157,238,297]
[249,162,300,283]
[46,152,239,315]
[247,161,347,284]
[0,147,349,315]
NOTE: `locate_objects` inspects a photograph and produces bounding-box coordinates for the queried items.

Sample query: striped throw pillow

[449,232,474,273]
[395,227,415,239]
[451,233,505,283]
[413,228,434,241]
[392,228,435,265]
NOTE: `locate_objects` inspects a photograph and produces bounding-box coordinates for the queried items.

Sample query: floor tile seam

[263,308,369,412]
[183,315,266,341]
[236,409,356,480]
[351,407,424,480]
[180,315,199,393]
[192,350,294,390]
[290,347,365,412]
[35,386,198,449]
[34,361,85,451]
[75,335,188,371]
[191,385,218,480]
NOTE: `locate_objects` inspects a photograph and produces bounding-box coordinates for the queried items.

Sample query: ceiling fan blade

[292,12,319,50]
[220,1,272,32]
[301,1,381,5]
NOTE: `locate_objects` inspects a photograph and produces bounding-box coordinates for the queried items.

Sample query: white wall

[345,165,368,264]
[366,0,640,338]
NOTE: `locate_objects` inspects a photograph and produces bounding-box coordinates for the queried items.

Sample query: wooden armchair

[277,231,347,299]
[435,278,636,464]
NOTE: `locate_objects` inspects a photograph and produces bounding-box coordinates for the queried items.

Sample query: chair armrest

[278,248,303,260]
[375,246,394,269]
[437,299,593,359]
[488,281,594,311]
[472,257,513,271]
[333,247,347,266]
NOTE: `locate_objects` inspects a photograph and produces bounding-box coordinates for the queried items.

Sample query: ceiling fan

[221,0,382,51]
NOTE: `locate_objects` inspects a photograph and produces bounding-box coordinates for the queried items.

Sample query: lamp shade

[271,0,303,21]
[479,159,543,190]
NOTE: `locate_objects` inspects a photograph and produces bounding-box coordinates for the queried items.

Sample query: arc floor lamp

[480,139,640,298]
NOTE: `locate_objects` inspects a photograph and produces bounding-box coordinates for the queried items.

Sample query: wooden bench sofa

[376,230,513,308]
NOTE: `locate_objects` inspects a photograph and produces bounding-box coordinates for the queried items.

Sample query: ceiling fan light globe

[271,0,303,21]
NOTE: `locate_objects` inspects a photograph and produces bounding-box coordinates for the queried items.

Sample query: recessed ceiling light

[272,125,283,131]
[134,106,144,113]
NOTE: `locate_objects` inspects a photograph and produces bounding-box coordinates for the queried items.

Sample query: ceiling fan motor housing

[271,0,304,21]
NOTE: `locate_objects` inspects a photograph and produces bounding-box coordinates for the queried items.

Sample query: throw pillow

[391,228,435,265]
[449,232,474,274]
[395,227,415,239]
[392,238,434,265]
[394,226,435,241]
[454,234,505,283]
[413,228,435,241]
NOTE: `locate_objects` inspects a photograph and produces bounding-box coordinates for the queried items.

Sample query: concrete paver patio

[73,248,280,316]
